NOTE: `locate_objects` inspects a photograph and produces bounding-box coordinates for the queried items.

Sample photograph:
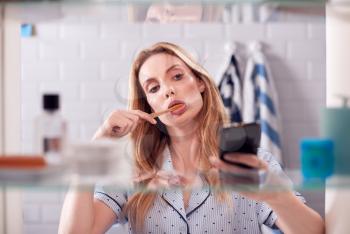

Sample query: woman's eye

[174,73,184,80]
[149,85,159,93]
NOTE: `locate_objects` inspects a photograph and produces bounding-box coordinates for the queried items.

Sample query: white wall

[19,4,326,233]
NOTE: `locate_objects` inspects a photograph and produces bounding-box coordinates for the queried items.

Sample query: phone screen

[219,123,261,169]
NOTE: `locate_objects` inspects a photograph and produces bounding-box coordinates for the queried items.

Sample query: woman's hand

[211,153,268,173]
[209,153,290,204]
[93,110,157,140]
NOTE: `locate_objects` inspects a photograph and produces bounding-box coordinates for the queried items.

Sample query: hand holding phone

[219,123,261,169]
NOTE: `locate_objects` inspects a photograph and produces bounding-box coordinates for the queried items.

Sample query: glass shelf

[3,0,329,24]
[0,163,342,192]
[2,0,327,5]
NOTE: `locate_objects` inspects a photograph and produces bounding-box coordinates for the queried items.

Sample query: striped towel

[242,45,282,163]
[218,53,243,123]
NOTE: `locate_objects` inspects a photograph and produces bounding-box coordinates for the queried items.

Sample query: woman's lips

[170,104,187,115]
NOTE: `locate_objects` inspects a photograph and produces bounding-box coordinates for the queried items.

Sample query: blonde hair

[124,42,230,232]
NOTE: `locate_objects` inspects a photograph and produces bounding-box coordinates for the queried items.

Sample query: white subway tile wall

[20,4,326,234]
[266,23,307,40]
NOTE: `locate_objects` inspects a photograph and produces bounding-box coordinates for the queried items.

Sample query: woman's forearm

[267,192,325,234]
[58,185,95,234]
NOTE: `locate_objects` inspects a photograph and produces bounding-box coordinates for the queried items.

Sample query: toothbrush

[151,103,184,118]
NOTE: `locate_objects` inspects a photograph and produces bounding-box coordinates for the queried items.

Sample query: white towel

[218,53,243,123]
[243,44,282,163]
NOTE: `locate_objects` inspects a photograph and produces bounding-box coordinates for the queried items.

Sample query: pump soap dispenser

[35,94,67,165]
[321,95,350,175]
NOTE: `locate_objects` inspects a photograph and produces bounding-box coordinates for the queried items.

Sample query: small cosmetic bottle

[35,94,67,165]
[300,138,334,180]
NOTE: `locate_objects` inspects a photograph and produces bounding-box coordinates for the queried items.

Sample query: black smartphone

[219,123,261,169]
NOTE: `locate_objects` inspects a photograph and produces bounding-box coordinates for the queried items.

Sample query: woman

[59,42,324,234]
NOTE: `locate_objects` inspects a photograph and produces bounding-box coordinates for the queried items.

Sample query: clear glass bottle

[35,94,67,165]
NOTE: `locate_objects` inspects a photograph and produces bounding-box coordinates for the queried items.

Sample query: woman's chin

[166,111,198,126]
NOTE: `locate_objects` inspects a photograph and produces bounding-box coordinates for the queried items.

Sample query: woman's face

[138,53,205,127]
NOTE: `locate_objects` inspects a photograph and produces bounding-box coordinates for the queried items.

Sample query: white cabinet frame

[0,4,23,234]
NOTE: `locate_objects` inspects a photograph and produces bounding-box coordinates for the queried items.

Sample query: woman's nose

[165,89,175,98]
